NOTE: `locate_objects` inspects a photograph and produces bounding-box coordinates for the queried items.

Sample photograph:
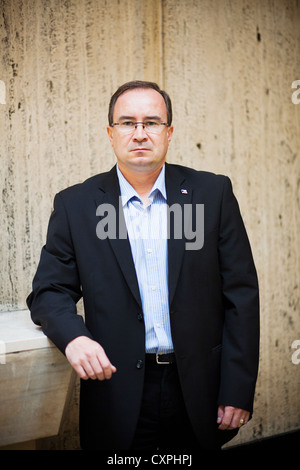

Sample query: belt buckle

[156,353,170,365]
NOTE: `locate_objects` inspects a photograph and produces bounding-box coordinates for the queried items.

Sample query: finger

[96,354,117,380]
[231,412,244,429]
[101,362,117,380]
[82,359,101,380]
[65,337,117,381]
[67,354,93,380]
[225,410,249,430]
[74,363,90,380]
[79,343,115,380]
[217,405,224,425]
[237,413,250,428]
[218,406,234,430]
[81,359,115,381]
[82,344,116,381]
[73,353,105,380]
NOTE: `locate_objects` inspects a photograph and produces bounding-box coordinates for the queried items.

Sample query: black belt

[146,353,176,365]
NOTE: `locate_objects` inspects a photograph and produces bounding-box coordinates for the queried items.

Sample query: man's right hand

[65,336,117,380]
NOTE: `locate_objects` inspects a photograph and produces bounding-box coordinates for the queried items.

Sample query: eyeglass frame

[110,121,169,134]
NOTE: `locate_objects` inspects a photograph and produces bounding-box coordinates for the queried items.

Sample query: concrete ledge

[224,429,300,450]
[0,309,74,447]
[0,309,53,355]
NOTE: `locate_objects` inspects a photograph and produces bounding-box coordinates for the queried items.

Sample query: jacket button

[136,359,144,369]
[137,312,143,321]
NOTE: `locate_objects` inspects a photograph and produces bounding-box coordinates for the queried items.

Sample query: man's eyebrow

[118,115,135,121]
[145,115,164,121]
[118,115,163,121]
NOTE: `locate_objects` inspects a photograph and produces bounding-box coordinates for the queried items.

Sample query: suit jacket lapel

[165,163,193,307]
[92,166,142,309]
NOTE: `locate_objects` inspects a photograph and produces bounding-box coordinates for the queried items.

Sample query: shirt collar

[116,163,166,207]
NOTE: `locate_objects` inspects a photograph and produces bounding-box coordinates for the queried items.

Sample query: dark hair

[108,80,172,126]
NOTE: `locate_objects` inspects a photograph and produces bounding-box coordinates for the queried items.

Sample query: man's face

[107,88,173,175]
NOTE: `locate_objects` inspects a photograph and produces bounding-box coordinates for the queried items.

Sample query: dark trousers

[130,355,199,452]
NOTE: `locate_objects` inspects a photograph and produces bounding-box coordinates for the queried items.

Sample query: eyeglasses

[111,120,168,135]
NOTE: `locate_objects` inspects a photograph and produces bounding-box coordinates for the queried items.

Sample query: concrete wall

[0,0,299,448]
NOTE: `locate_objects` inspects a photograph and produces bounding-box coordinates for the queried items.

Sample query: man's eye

[145,121,159,127]
[122,121,134,127]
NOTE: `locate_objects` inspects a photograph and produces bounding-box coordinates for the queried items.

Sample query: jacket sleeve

[26,193,94,354]
[217,176,260,413]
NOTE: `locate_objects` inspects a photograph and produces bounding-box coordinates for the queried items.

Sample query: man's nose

[132,123,148,140]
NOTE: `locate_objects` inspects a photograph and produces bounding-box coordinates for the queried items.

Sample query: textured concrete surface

[0,346,74,447]
[0,0,299,448]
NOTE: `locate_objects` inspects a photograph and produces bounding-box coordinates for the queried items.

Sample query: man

[27,80,259,451]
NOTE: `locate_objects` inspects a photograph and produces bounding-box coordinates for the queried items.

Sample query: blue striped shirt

[116,164,174,354]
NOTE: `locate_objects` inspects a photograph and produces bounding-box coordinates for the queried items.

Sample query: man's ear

[107,125,114,146]
[167,125,174,144]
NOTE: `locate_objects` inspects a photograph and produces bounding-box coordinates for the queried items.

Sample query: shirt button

[136,359,144,369]
[147,248,152,253]
[151,286,156,291]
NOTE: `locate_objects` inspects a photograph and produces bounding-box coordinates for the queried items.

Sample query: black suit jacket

[27,163,259,450]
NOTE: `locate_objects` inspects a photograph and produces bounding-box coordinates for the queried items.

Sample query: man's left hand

[217,405,250,430]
